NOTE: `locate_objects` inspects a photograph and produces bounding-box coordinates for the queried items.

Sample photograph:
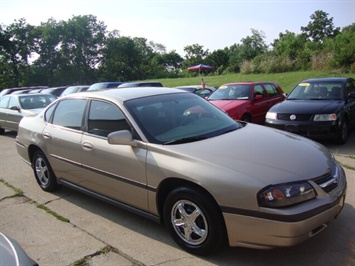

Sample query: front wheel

[32,150,58,191]
[335,119,348,145]
[241,114,251,123]
[163,187,226,255]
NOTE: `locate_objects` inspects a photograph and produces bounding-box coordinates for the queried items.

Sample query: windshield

[208,84,251,100]
[288,82,343,100]
[125,92,241,144]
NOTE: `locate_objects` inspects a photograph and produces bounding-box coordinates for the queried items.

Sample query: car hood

[152,123,333,187]
[270,100,344,114]
[209,99,248,110]
[0,232,38,266]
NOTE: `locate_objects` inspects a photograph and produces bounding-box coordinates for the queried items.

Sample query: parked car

[60,85,90,97]
[87,82,124,91]
[265,77,355,144]
[0,93,56,134]
[117,81,163,88]
[0,232,38,266]
[208,82,285,123]
[16,88,346,255]
[0,86,48,97]
[175,85,216,98]
[41,86,68,97]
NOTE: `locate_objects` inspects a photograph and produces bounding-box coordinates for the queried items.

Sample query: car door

[251,84,270,123]
[0,96,10,129]
[4,96,23,131]
[264,83,284,107]
[42,98,87,184]
[80,99,149,211]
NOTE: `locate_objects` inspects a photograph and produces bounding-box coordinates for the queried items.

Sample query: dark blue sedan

[265,77,355,144]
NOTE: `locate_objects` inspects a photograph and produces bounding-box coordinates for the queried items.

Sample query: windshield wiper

[164,136,208,145]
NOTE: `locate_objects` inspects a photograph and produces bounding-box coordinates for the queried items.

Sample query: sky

[0,0,354,56]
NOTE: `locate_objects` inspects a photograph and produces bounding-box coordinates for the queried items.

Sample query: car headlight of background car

[265,112,277,120]
[313,113,337,121]
[258,181,316,208]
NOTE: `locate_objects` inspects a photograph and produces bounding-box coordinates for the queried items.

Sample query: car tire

[241,114,251,122]
[32,150,58,191]
[163,187,226,255]
[336,119,348,145]
[0,127,4,135]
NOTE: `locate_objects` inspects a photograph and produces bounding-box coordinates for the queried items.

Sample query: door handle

[43,132,52,139]
[82,142,93,150]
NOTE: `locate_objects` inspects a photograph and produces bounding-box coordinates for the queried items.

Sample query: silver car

[15,88,347,255]
[0,93,56,134]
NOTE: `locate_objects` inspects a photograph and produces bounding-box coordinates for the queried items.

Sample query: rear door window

[52,99,87,130]
[264,83,279,97]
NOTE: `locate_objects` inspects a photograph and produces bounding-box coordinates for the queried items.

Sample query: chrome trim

[50,154,155,192]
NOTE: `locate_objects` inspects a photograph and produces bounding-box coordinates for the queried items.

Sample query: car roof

[175,85,215,89]
[301,77,350,83]
[117,81,163,88]
[62,87,185,103]
[222,81,277,86]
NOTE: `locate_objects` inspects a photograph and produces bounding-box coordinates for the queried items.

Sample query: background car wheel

[0,128,4,135]
[32,150,58,191]
[163,187,226,255]
[241,114,251,122]
[336,119,348,144]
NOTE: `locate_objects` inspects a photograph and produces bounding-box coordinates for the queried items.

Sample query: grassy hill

[157,71,355,94]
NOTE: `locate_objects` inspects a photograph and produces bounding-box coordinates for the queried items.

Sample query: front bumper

[223,164,347,249]
[265,119,341,140]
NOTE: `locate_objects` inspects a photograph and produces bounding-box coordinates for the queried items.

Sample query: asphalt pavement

[0,130,354,266]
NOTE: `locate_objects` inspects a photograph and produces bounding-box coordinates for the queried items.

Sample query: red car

[208,82,285,123]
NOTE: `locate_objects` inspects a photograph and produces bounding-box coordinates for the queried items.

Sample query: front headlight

[313,114,337,121]
[258,181,316,208]
[266,112,277,120]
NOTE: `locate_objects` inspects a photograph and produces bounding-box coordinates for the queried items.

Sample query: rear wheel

[163,187,226,255]
[32,150,58,191]
[0,127,4,135]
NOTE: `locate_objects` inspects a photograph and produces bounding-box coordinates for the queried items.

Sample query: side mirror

[254,95,263,101]
[107,130,137,147]
[10,106,20,111]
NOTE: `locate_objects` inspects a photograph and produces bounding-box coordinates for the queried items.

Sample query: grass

[157,71,355,94]
[37,204,70,223]
[0,178,23,197]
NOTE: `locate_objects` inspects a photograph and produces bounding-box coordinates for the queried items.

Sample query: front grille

[277,113,312,121]
[312,171,338,193]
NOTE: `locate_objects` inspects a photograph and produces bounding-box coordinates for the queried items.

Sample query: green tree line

[0,10,354,89]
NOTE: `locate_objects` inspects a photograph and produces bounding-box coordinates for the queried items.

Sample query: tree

[30,15,107,86]
[100,36,156,81]
[325,29,355,70]
[301,10,340,43]
[183,44,209,68]
[206,49,229,74]
[30,18,64,86]
[272,30,307,60]
[342,23,355,33]
[0,18,36,87]
[60,15,107,84]
[239,29,268,61]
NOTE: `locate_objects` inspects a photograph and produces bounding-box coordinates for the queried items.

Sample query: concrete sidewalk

[335,154,355,169]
